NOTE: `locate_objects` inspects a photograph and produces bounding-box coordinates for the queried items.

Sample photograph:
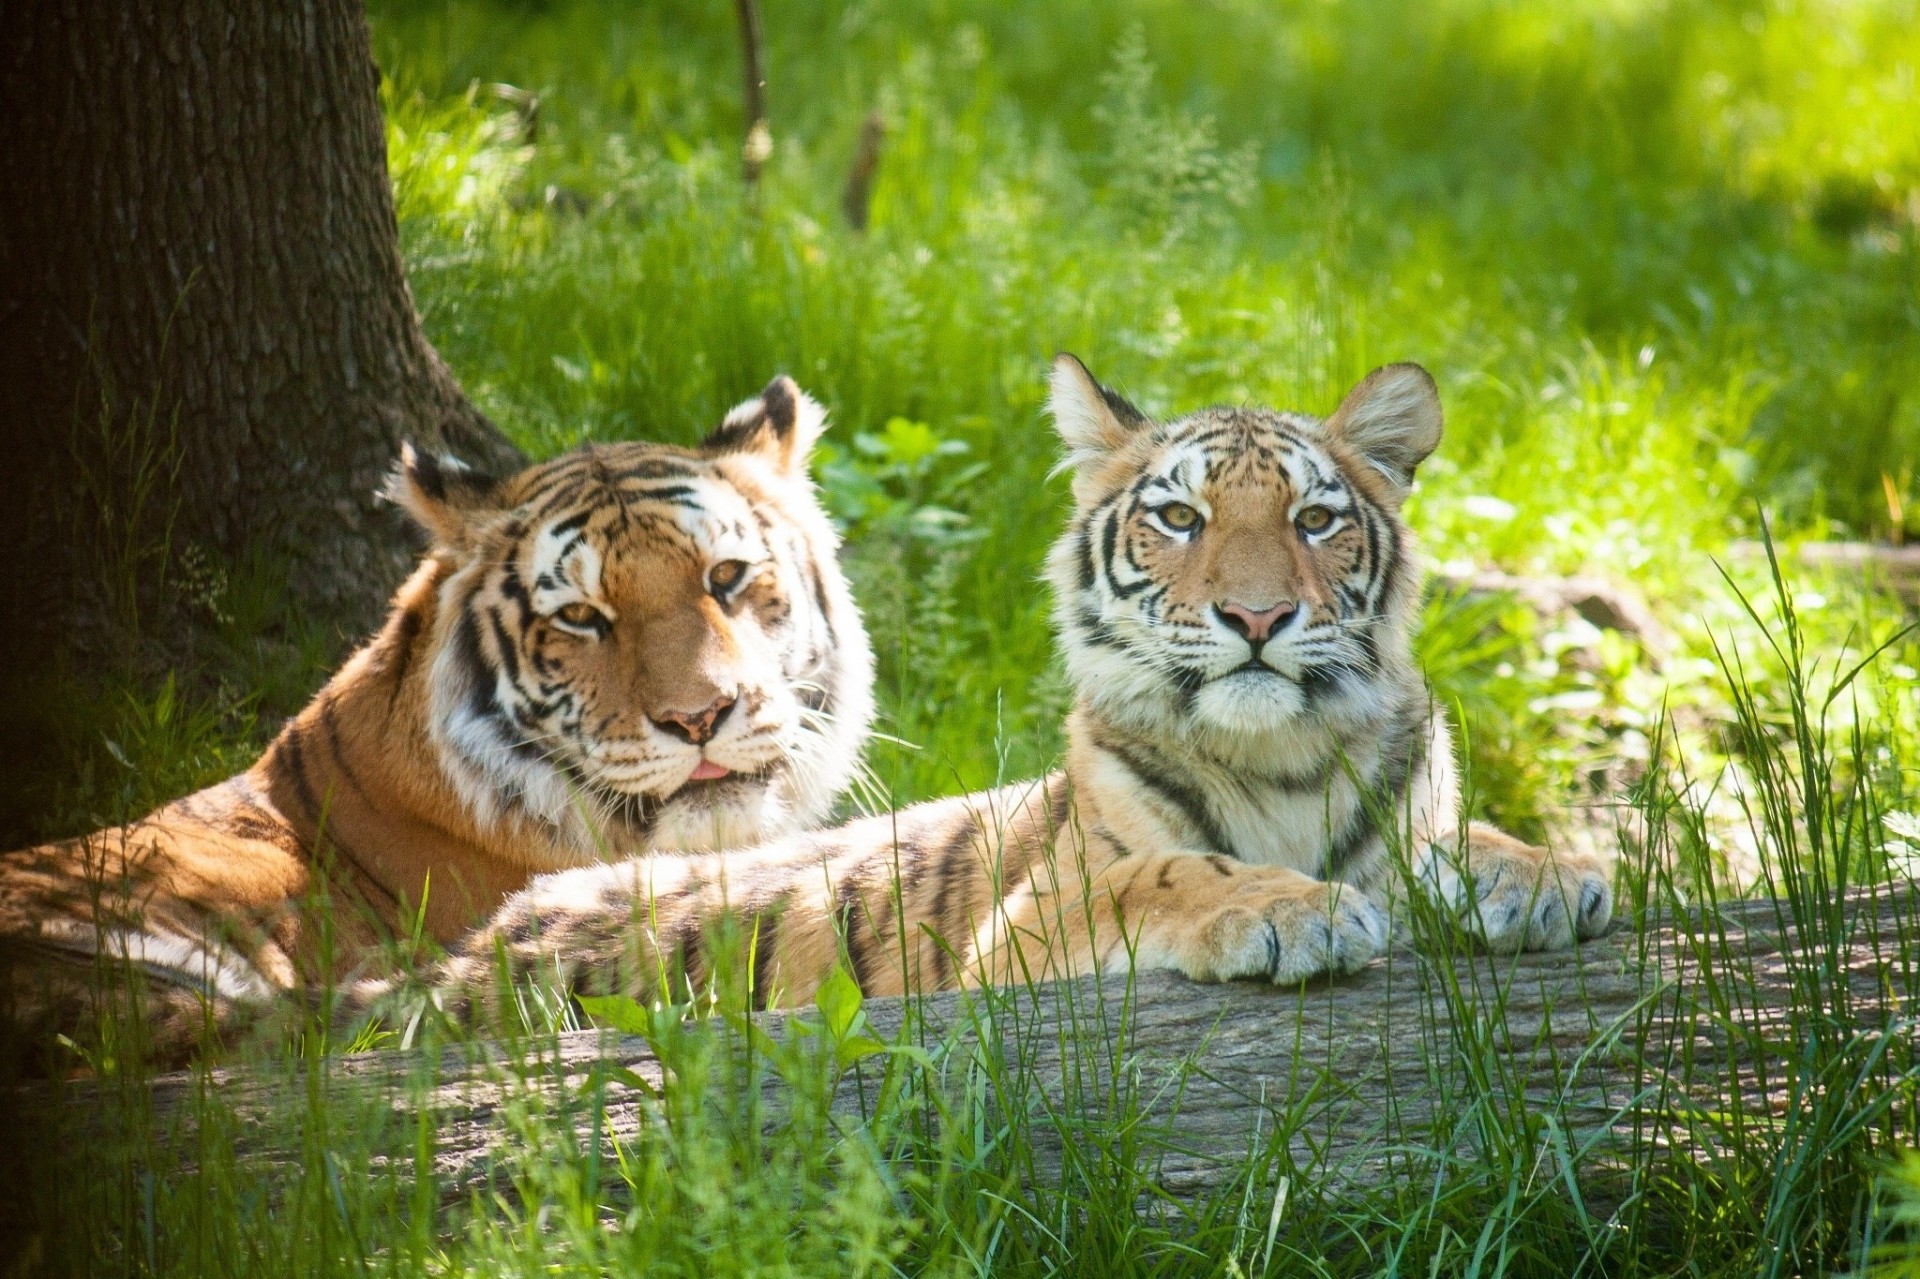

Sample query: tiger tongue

[688,760,731,782]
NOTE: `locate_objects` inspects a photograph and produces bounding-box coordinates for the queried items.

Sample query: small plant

[1092,28,1256,247]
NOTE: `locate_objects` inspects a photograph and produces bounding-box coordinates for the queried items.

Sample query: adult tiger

[0,377,873,1059]
[428,357,1615,1013]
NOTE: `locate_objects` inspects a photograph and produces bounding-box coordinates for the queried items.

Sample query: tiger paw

[1182,878,1388,985]
[1446,829,1613,953]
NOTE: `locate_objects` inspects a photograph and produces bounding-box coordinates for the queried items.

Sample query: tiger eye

[1296,505,1335,534]
[709,559,749,593]
[1158,502,1201,532]
[554,601,605,630]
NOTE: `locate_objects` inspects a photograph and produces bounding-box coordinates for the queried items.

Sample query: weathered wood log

[124,882,1920,1203]
[1428,566,1676,662]
[1728,539,1920,604]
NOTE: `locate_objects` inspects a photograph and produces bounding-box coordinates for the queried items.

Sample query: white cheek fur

[422,479,876,868]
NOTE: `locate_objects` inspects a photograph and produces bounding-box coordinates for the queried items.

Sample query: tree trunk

[0,0,522,668]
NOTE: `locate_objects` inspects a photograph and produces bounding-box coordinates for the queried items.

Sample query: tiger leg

[989,852,1389,987]
[1416,821,1613,952]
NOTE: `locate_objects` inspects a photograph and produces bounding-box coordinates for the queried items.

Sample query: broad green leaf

[835,1034,888,1070]
[574,993,651,1036]
[814,967,864,1041]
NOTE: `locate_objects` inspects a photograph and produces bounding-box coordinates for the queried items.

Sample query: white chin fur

[650,784,784,853]
[1192,669,1307,732]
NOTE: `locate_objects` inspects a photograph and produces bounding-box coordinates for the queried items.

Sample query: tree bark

[0,0,522,668]
[123,883,1920,1206]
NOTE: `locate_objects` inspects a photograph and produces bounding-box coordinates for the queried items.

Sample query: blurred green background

[29,0,1920,854]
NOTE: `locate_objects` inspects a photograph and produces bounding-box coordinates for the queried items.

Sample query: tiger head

[389,377,873,862]
[1046,356,1440,745]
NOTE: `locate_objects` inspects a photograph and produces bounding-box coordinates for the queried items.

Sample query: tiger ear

[1048,354,1148,472]
[699,375,828,478]
[1321,363,1443,500]
[385,443,502,549]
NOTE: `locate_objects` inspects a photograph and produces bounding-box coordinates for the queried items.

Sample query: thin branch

[842,111,885,232]
[734,0,770,194]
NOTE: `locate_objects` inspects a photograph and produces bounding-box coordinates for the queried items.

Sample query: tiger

[0,377,874,1062]
[423,356,1615,1017]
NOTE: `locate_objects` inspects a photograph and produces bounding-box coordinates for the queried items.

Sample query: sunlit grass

[370,0,1919,828]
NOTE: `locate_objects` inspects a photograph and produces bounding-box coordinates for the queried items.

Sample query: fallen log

[1427,566,1675,662]
[1728,539,1920,604]
[121,882,1920,1203]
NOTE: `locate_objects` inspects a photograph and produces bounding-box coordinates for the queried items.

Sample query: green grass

[364,0,1920,827]
[8,0,1920,1273]
[7,560,1919,1277]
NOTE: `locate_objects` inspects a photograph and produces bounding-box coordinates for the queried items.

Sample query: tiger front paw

[1443,827,1613,953]
[1182,877,1389,985]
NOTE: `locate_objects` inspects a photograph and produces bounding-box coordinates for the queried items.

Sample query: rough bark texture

[0,0,522,666]
[128,883,1920,1203]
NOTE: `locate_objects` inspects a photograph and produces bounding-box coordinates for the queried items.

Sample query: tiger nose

[649,695,736,746]
[1216,600,1297,643]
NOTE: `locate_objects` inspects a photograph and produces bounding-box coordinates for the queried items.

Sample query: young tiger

[430,358,1612,1011]
[0,378,873,1059]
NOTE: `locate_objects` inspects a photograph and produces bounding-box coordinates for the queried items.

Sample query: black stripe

[452,612,497,722]
[532,535,584,591]
[318,831,404,916]
[1299,665,1345,704]
[1047,775,1073,835]
[836,878,873,990]
[928,818,979,986]
[1325,718,1428,879]
[498,559,530,609]
[1356,627,1381,673]
[1099,736,1235,857]
[1074,605,1123,650]
[1358,503,1382,589]
[1376,512,1404,611]
[1064,526,1090,591]
[1169,665,1205,695]
[386,605,424,715]
[673,915,705,992]
[1099,507,1149,600]
[631,484,702,505]
[486,608,525,692]
[1112,509,1154,598]
[318,697,374,809]
[800,553,836,646]
[614,457,700,482]
[276,724,323,827]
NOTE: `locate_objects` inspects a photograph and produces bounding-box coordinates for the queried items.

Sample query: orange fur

[427,360,1612,1019]
[2,378,873,1061]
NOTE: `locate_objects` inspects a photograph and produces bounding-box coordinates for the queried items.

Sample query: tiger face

[1048,359,1439,743]
[391,378,874,862]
